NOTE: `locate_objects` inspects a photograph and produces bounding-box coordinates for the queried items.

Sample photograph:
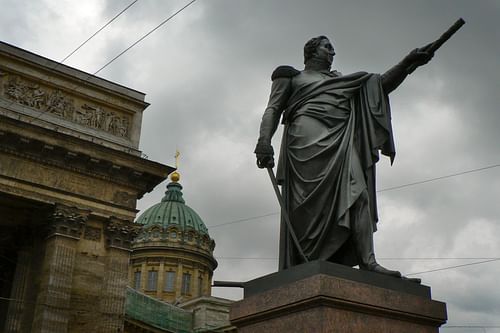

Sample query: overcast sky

[1,0,499,331]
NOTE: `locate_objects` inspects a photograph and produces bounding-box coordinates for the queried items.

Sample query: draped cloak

[259,70,396,270]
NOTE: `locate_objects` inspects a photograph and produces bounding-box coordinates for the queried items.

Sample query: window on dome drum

[164,271,176,292]
[147,270,158,291]
[181,273,191,295]
[170,231,177,239]
[134,271,141,290]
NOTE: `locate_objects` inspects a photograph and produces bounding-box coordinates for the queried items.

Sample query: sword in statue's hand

[267,167,309,263]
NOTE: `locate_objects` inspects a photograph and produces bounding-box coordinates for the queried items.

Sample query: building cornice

[0,115,172,198]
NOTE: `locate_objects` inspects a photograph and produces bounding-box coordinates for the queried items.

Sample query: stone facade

[0,41,172,332]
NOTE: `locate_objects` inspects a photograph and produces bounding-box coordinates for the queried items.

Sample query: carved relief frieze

[48,204,90,239]
[46,89,75,119]
[1,73,130,138]
[105,217,141,250]
[77,104,129,138]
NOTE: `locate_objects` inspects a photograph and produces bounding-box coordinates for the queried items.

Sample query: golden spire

[170,150,181,182]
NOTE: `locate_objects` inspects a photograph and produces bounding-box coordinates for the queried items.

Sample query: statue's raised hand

[404,43,434,70]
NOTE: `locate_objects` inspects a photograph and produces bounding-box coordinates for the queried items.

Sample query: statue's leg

[352,191,401,278]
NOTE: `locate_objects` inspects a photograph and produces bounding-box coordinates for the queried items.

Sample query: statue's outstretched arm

[383,18,465,93]
[382,46,434,94]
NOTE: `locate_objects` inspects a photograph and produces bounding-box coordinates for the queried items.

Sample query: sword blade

[267,167,309,263]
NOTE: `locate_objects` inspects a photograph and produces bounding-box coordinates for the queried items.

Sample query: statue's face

[315,38,335,65]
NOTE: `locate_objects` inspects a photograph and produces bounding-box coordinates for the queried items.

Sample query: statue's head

[304,35,335,65]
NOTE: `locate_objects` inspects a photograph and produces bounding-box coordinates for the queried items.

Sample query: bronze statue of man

[255,36,433,277]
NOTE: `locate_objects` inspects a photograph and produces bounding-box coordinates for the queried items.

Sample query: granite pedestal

[230,261,447,333]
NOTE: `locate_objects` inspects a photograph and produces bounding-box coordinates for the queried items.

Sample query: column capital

[104,216,141,251]
[47,204,90,239]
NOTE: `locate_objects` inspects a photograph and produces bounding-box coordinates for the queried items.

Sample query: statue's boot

[351,192,401,278]
[355,235,402,278]
[402,276,422,284]
[365,263,402,278]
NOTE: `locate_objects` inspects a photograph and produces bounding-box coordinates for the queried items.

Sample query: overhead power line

[216,256,277,260]
[213,257,500,261]
[8,0,138,122]
[2,252,495,262]
[60,0,139,64]
[378,257,500,260]
[209,212,278,229]
[406,258,500,276]
[378,164,500,192]
[443,326,500,329]
[213,257,500,275]
[93,0,198,75]
[216,257,499,275]
[26,0,199,124]
[207,163,500,229]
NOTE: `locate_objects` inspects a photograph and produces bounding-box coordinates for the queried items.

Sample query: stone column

[175,261,183,300]
[4,248,32,332]
[201,271,209,297]
[97,217,140,332]
[31,204,88,333]
[128,261,133,288]
[140,262,147,291]
[192,266,200,298]
[207,271,213,296]
[157,261,165,299]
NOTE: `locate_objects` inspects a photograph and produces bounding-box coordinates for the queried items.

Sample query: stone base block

[230,261,447,333]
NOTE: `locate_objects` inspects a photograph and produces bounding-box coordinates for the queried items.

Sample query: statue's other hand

[254,142,275,169]
[404,47,434,68]
[256,154,275,169]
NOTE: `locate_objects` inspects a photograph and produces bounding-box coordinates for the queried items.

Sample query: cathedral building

[0,40,170,332]
[0,40,233,332]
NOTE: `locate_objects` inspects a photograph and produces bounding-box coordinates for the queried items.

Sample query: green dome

[136,182,209,235]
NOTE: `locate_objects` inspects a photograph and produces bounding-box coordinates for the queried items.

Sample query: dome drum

[131,179,217,303]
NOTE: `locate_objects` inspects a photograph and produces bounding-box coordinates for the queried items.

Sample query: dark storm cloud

[2,1,499,330]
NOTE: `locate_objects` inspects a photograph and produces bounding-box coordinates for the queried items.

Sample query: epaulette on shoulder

[271,65,300,81]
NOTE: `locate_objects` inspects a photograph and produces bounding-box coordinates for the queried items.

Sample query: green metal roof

[125,287,193,333]
[136,182,209,235]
